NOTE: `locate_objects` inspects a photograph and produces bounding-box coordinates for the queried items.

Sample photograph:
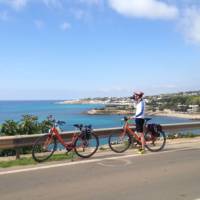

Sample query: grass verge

[167,133,200,139]
[0,152,77,168]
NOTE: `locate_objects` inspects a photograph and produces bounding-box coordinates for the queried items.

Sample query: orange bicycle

[108,117,166,153]
[32,119,99,162]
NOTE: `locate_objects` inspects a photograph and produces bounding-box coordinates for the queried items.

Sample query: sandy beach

[147,110,200,120]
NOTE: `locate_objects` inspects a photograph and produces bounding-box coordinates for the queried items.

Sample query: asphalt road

[0,146,200,200]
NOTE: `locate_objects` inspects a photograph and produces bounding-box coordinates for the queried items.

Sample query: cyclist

[130,91,146,154]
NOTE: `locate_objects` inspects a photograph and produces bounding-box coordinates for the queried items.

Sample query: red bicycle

[108,117,166,153]
[32,119,99,162]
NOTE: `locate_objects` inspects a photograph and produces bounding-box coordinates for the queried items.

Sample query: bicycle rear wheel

[108,132,131,153]
[32,134,57,162]
[145,130,166,152]
[74,132,99,158]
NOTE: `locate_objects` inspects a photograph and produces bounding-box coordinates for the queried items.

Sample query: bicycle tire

[74,132,99,158]
[144,130,166,152]
[108,131,131,153]
[32,134,57,162]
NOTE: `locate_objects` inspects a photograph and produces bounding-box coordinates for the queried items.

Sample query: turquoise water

[0,100,191,131]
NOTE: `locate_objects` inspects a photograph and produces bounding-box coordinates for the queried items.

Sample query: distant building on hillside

[187,105,199,113]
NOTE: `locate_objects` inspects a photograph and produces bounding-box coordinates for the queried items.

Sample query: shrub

[1,120,19,136]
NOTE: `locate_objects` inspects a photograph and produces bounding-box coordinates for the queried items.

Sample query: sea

[0,100,192,131]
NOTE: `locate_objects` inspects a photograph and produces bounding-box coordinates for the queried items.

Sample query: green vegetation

[19,115,40,135]
[0,115,54,158]
[86,91,200,114]
[0,115,54,137]
[0,153,77,168]
[0,157,36,168]
[160,95,200,110]
[147,93,200,112]
[1,120,19,136]
[167,132,199,139]
[99,146,108,151]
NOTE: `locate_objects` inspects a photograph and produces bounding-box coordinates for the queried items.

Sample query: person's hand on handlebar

[122,116,134,121]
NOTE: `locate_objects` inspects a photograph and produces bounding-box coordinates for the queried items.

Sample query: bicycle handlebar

[56,120,66,126]
[124,116,129,121]
[47,115,66,126]
[49,119,66,127]
[122,116,133,121]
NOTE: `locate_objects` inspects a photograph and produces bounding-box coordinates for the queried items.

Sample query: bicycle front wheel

[145,130,166,152]
[108,132,131,153]
[32,134,57,162]
[74,132,99,158]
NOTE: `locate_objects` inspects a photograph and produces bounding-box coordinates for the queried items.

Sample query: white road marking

[0,154,139,176]
[0,146,199,176]
[98,159,132,167]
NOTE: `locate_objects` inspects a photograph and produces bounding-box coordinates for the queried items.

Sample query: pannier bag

[81,125,92,140]
[147,124,162,137]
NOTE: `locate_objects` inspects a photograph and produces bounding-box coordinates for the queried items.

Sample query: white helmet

[133,91,144,98]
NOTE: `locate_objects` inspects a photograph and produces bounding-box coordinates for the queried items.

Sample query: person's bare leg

[139,132,145,150]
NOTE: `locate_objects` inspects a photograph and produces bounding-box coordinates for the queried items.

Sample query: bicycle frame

[122,121,142,143]
[123,119,156,144]
[50,127,78,150]
[32,119,99,162]
[108,117,166,154]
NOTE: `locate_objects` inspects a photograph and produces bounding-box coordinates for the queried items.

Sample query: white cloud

[108,0,179,20]
[2,0,28,10]
[107,0,200,45]
[60,22,71,31]
[178,7,200,45]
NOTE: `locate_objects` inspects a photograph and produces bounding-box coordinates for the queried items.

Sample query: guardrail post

[15,148,20,160]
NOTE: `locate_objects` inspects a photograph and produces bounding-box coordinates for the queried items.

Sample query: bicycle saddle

[85,125,92,129]
[144,118,152,122]
[73,124,83,129]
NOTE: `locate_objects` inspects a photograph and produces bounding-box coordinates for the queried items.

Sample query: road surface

[0,141,200,200]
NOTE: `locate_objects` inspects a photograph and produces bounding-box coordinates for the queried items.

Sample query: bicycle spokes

[145,131,166,152]
[108,132,131,153]
[74,133,99,158]
[76,139,90,152]
[32,135,57,162]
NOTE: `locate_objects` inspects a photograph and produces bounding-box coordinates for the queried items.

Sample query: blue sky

[0,0,200,100]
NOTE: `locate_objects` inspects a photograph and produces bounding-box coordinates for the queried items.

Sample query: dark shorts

[135,118,144,132]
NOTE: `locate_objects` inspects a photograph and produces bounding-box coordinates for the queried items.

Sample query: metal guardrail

[0,122,200,150]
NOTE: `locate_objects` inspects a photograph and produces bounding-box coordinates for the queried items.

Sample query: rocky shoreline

[87,108,133,115]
